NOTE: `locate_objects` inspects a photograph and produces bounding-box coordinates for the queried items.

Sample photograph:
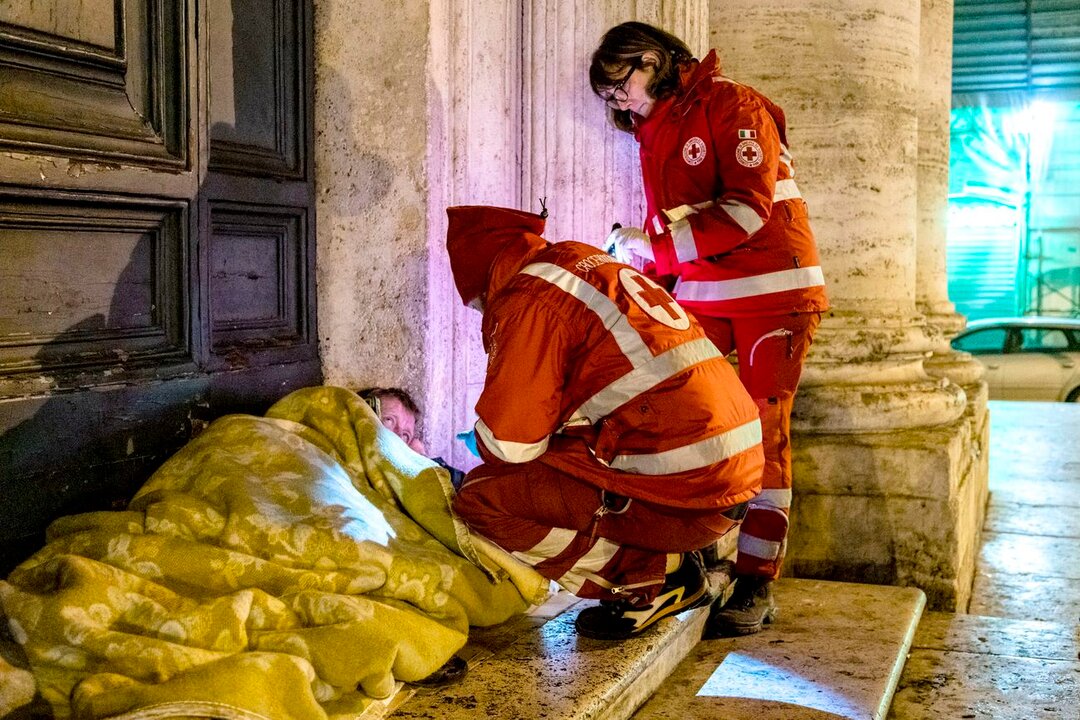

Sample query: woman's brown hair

[589,21,694,133]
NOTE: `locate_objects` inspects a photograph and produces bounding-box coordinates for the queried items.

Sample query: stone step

[386,564,734,720]
[385,575,924,720]
[630,579,925,720]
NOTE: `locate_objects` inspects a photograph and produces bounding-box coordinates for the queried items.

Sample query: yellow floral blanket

[0,387,548,720]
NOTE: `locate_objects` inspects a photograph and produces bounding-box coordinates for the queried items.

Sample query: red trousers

[696,312,821,581]
[452,460,739,603]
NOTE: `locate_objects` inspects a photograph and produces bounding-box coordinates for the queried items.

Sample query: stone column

[710,0,988,609]
[915,0,990,597]
[426,0,525,471]
[916,0,988,397]
[315,0,524,470]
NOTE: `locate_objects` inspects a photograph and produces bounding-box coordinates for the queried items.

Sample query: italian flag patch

[738,129,757,139]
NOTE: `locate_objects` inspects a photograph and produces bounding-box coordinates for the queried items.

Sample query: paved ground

[385,401,1080,720]
[888,401,1080,719]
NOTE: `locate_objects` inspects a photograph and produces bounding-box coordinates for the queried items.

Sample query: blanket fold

[0,386,548,720]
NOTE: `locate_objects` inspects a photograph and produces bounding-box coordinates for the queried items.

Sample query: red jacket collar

[487,233,549,299]
[634,50,721,140]
[674,49,721,111]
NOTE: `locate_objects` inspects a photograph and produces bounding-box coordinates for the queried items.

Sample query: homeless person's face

[379,395,426,454]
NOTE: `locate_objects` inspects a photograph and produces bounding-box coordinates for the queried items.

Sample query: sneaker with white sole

[574,551,711,640]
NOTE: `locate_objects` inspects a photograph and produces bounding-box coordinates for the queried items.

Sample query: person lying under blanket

[0,386,549,720]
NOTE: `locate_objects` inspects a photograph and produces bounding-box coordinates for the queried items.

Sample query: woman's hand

[606,226,654,271]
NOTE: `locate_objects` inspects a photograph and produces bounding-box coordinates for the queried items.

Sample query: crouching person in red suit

[445,204,765,640]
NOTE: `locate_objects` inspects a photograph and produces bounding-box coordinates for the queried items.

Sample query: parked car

[950,317,1080,402]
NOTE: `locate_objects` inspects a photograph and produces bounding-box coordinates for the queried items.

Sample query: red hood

[445,205,548,306]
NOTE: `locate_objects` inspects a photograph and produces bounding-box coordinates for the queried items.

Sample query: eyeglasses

[600,63,638,108]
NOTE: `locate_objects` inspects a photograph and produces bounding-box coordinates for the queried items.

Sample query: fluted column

[716,0,965,433]
[429,0,711,471]
[711,0,987,609]
[522,0,709,246]
[426,0,526,471]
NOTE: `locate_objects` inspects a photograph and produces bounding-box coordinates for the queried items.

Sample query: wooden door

[0,0,318,573]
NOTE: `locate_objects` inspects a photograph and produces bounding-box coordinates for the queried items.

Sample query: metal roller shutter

[953,0,1080,98]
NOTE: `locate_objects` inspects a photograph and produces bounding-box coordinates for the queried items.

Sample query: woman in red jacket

[590,21,829,637]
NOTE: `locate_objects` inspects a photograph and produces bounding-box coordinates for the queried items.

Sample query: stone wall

[313,0,433,405]
[312,0,989,608]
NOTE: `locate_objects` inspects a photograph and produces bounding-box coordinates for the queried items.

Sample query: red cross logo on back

[618,268,691,330]
[631,275,681,320]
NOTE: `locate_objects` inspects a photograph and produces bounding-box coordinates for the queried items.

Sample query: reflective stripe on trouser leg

[735,505,789,579]
[736,386,794,580]
[512,530,620,595]
[452,463,670,600]
[512,527,667,600]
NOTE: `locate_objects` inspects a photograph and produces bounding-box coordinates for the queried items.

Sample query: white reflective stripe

[609,418,762,475]
[779,144,794,175]
[557,571,586,594]
[511,527,578,566]
[475,418,548,463]
[674,265,825,302]
[555,538,621,593]
[737,532,783,561]
[663,203,709,224]
[520,262,653,366]
[570,338,722,424]
[748,328,792,367]
[662,202,717,265]
[652,215,665,235]
[773,178,801,202]
[670,218,698,263]
[573,537,621,572]
[751,488,793,510]
[719,199,765,235]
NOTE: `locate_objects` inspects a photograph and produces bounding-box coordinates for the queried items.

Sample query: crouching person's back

[444,204,763,640]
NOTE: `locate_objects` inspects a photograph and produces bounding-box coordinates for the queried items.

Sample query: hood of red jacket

[445,205,548,307]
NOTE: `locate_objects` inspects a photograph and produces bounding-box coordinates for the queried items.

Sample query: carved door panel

[0,0,317,572]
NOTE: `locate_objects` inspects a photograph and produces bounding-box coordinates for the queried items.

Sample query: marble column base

[923,348,986,389]
[786,410,990,611]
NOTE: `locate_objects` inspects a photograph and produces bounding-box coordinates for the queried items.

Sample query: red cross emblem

[618,268,690,330]
[682,137,706,166]
[630,275,681,320]
[736,139,763,168]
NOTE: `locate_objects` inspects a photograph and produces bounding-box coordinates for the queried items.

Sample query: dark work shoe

[574,552,711,640]
[703,575,777,638]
